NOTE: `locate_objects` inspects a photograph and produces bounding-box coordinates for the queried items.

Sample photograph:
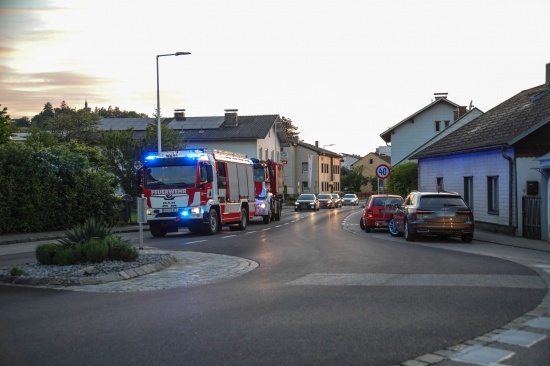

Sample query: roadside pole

[137,195,147,249]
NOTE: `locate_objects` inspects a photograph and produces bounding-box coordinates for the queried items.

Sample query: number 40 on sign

[376,164,390,180]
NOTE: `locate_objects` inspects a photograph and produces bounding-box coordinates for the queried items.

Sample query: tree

[280,116,299,141]
[385,162,418,198]
[340,165,369,192]
[15,116,31,128]
[99,122,185,196]
[31,102,55,128]
[100,128,141,196]
[47,110,100,144]
[0,105,12,144]
[96,106,148,118]
[140,122,185,154]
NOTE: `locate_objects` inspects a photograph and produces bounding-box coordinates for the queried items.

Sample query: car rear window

[372,197,403,206]
[420,196,467,208]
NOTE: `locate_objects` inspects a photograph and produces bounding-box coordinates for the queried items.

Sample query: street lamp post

[322,143,335,193]
[156,52,191,153]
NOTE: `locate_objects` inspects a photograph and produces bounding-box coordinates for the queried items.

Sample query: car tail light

[415,210,434,215]
[367,210,373,218]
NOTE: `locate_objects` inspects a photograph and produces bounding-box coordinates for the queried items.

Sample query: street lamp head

[175,52,191,56]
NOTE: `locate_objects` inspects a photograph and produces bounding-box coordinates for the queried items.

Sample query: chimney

[546,63,550,85]
[174,109,186,121]
[224,109,238,126]
[434,92,448,100]
[315,141,319,147]
[453,106,467,121]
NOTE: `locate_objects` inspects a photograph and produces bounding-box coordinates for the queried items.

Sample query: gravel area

[0,253,171,280]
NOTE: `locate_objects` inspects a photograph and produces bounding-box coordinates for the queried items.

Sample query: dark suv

[391,191,474,243]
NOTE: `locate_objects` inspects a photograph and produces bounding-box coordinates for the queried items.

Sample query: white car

[342,193,359,206]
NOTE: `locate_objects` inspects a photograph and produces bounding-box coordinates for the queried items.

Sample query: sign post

[375,164,391,194]
[137,195,147,249]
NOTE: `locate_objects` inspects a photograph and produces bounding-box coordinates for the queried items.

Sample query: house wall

[294,146,319,194]
[185,140,259,159]
[256,124,281,163]
[353,153,390,193]
[418,149,515,234]
[392,103,457,166]
[516,157,547,239]
[282,145,297,194]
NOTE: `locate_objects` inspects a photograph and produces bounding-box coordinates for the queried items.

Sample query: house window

[435,121,441,132]
[444,120,450,129]
[487,176,499,214]
[301,162,308,173]
[369,159,373,164]
[464,177,473,207]
[436,177,444,192]
[302,181,309,192]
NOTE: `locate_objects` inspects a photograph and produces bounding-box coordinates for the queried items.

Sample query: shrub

[54,245,84,266]
[9,265,26,276]
[106,236,138,262]
[58,218,113,249]
[36,243,61,265]
[81,238,109,263]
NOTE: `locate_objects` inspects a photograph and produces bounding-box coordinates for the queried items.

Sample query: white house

[412,64,550,241]
[100,109,290,164]
[380,93,472,166]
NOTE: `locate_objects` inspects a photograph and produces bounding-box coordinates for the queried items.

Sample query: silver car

[342,193,359,206]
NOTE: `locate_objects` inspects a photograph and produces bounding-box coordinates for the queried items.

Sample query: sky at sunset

[1,0,549,156]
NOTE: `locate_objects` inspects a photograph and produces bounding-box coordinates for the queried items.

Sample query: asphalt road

[0,206,548,366]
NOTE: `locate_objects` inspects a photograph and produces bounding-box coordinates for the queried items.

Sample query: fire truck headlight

[147,209,153,215]
[190,207,201,215]
[258,202,266,209]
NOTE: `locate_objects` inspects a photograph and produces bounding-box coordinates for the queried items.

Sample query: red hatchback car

[360,194,404,233]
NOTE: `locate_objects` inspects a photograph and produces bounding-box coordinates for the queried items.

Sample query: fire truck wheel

[203,209,219,235]
[274,201,282,221]
[262,212,271,224]
[236,207,248,230]
[150,222,167,237]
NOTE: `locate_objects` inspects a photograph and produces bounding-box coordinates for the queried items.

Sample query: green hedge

[0,143,122,233]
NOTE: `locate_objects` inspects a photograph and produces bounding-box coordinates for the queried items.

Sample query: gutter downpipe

[501,146,514,230]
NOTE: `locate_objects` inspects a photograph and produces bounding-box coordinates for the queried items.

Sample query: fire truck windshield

[145,165,197,188]
[253,166,266,182]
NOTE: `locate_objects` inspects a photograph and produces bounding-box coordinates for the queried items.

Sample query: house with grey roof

[412,63,550,241]
[100,109,290,164]
[380,93,472,166]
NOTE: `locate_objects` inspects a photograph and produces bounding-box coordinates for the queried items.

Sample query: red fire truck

[137,149,256,237]
[252,159,284,224]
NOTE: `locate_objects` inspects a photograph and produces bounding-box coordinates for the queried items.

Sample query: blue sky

[1,0,549,156]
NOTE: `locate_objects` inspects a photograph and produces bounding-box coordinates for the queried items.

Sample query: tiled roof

[413,83,550,158]
[99,118,160,130]
[175,115,280,140]
[297,141,342,158]
[99,114,290,146]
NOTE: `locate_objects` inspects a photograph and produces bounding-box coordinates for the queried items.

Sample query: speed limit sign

[376,164,390,180]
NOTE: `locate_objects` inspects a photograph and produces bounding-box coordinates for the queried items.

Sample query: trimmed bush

[54,245,84,265]
[36,243,61,265]
[81,238,109,263]
[106,236,138,262]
